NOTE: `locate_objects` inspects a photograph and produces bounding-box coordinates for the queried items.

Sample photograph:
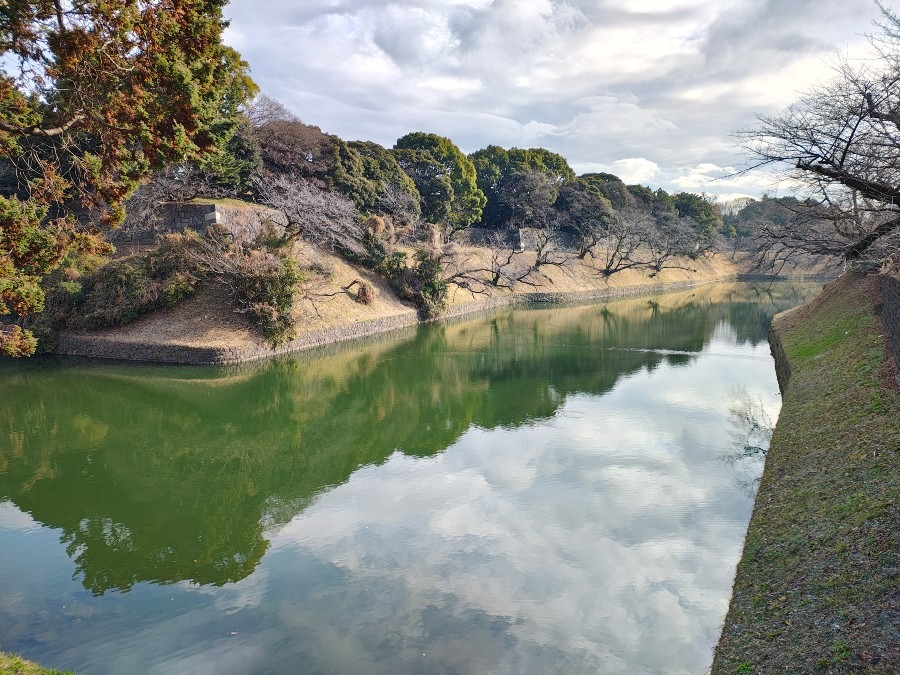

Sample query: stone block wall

[882,274,900,373]
[109,202,287,247]
[768,326,792,395]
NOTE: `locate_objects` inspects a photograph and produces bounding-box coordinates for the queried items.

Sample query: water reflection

[0,281,821,674]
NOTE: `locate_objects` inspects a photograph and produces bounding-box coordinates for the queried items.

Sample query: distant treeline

[136,94,737,255]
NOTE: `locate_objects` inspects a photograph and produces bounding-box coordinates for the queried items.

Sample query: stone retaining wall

[882,274,900,376]
[109,202,287,247]
[54,310,419,365]
[56,278,728,365]
[768,326,792,394]
[56,310,420,366]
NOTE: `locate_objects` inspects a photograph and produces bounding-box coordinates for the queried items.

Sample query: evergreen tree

[0,0,257,355]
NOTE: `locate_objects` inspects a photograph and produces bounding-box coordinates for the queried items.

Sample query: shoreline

[50,248,772,365]
[712,272,900,673]
[53,277,728,365]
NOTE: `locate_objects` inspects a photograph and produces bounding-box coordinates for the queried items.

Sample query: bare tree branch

[255,175,366,255]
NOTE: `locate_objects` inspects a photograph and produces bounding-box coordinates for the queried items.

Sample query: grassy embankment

[712,272,900,674]
[0,652,71,675]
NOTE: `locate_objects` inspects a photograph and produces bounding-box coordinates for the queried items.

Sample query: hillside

[52,242,747,365]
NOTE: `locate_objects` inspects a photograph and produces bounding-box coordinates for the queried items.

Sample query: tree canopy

[577,173,636,211]
[0,0,256,355]
[391,148,454,226]
[469,145,575,229]
[394,132,486,234]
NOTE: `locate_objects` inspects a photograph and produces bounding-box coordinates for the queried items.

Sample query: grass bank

[712,272,900,674]
[0,652,71,675]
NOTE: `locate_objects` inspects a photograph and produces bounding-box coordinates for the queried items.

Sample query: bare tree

[554,181,617,260]
[738,6,900,270]
[529,217,570,271]
[376,181,423,239]
[643,216,700,275]
[255,175,366,255]
[447,231,537,291]
[594,211,651,277]
[243,94,298,129]
[741,199,854,274]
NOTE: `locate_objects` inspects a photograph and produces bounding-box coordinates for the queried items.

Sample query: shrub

[78,261,157,328]
[374,251,407,280]
[74,233,204,329]
[24,233,205,349]
[0,325,38,357]
[355,280,375,305]
[160,272,196,306]
[231,253,302,346]
[412,248,448,319]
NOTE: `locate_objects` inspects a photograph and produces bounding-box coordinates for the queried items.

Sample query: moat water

[0,281,821,674]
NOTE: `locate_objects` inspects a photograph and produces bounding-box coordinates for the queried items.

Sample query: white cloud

[256,344,776,673]
[224,0,879,197]
[669,161,805,197]
[0,501,39,531]
[574,157,662,184]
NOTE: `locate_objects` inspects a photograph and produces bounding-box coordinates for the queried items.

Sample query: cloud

[0,501,40,531]
[223,0,878,197]
[669,161,805,198]
[256,345,778,673]
[574,157,662,184]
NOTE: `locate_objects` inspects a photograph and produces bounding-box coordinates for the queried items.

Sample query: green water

[0,281,820,674]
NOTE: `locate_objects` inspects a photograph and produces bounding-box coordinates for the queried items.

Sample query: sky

[222,0,882,201]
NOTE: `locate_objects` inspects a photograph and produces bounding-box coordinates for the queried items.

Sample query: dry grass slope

[53,245,745,363]
[713,273,900,674]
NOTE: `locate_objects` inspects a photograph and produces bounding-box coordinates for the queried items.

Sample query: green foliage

[350,141,417,194]
[724,196,801,243]
[0,651,71,675]
[366,243,446,319]
[233,253,302,347]
[0,192,111,355]
[0,325,38,357]
[348,140,421,219]
[0,0,257,355]
[627,185,676,214]
[255,121,418,215]
[673,192,722,239]
[521,147,577,184]
[375,251,409,280]
[0,196,54,320]
[412,248,448,318]
[394,132,486,232]
[470,145,575,229]
[577,173,636,210]
[326,136,380,210]
[499,169,559,228]
[56,281,84,302]
[196,115,263,195]
[391,148,454,225]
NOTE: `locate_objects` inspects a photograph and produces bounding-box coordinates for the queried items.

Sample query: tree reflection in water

[0,281,821,594]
